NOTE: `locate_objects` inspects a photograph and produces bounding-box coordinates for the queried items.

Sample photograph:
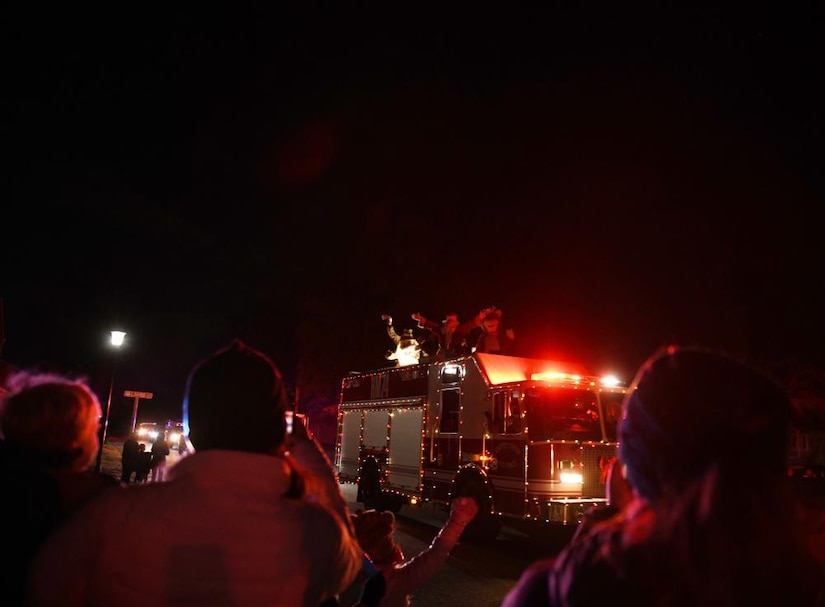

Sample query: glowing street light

[94,330,126,473]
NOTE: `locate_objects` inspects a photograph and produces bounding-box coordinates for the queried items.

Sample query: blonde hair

[0,371,102,471]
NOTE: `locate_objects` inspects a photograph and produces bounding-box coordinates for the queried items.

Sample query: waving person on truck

[381,314,424,366]
[469,306,515,355]
[411,311,478,360]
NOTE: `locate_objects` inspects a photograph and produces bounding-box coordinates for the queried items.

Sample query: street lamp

[94,330,126,473]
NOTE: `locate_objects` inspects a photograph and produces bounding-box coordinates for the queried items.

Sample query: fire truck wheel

[359,459,382,509]
[363,491,404,513]
[362,486,379,510]
[379,492,404,514]
[454,480,502,543]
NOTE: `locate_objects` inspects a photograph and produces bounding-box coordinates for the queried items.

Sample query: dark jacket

[0,440,116,606]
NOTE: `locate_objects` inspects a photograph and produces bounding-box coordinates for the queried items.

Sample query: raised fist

[381,314,392,325]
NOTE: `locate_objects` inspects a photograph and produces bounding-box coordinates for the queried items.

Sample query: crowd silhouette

[4,338,824,606]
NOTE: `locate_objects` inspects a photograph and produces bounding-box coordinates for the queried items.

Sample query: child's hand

[449,496,479,526]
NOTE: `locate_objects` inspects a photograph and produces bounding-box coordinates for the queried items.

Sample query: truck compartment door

[363,409,390,452]
[338,410,362,479]
[386,407,425,491]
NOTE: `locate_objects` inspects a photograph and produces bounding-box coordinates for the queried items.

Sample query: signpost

[124,390,154,433]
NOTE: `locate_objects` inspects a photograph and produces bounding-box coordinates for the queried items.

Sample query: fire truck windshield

[525,388,605,442]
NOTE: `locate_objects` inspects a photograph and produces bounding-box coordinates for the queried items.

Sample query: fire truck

[334,352,628,540]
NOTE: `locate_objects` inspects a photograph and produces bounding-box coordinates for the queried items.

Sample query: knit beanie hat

[183,339,287,453]
[618,345,791,501]
[350,509,404,567]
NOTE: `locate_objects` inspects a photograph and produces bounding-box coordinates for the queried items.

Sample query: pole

[94,356,117,473]
[130,396,140,433]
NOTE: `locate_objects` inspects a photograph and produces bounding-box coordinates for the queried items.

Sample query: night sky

[4,7,824,434]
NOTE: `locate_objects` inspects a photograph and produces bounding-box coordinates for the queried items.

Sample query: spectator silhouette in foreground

[0,369,117,607]
[348,496,479,607]
[27,339,364,606]
[501,344,825,606]
[120,431,140,484]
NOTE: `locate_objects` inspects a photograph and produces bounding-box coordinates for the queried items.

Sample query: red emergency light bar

[531,370,621,387]
[474,353,621,387]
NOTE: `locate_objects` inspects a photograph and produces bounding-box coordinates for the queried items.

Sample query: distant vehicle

[136,422,160,442]
[165,419,187,452]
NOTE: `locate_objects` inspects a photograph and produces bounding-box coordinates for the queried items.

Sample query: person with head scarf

[502,344,825,606]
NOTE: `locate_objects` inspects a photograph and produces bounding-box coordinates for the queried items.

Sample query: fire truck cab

[335,352,627,540]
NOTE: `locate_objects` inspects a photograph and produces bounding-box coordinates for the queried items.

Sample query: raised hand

[449,496,479,526]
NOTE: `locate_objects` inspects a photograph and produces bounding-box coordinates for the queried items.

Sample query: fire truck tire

[358,458,405,513]
[365,489,404,514]
[453,479,502,543]
[379,492,404,514]
[362,488,379,510]
[359,458,381,509]
[365,488,404,513]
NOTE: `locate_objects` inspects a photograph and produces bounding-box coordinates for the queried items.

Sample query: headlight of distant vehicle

[168,431,181,442]
[149,430,159,440]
